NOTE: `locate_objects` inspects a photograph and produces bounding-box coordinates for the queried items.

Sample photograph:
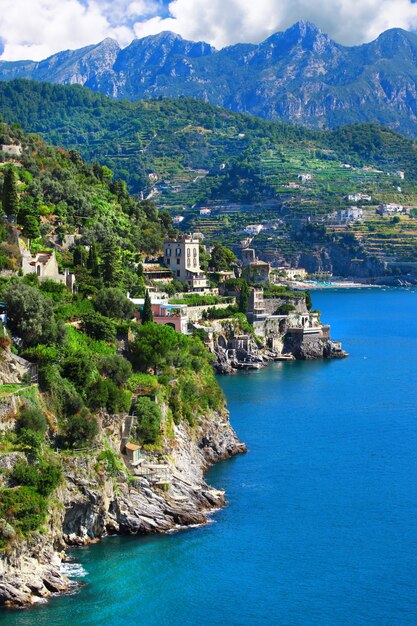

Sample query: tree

[209,244,237,271]
[5,283,58,347]
[20,213,40,240]
[87,242,99,277]
[61,354,95,390]
[73,245,86,267]
[80,311,116,342]
[130,322,185,374]
[101,237,124,286]
[98,354,132,386]
[94,287,135,320]
[2,166,19,219]
[141,289,153,323]
[238,280,250,313]
[134,397,162,444]
[62,409,98,449]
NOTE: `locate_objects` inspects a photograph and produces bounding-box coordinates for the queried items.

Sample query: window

[176,248,181,256]
[193,248,197,256]
[177,258,180,265]
[166,248,171,257]
[166,258,170,265]
[177,270,180,277]
[187,248,191,257]
[194,260,197,267]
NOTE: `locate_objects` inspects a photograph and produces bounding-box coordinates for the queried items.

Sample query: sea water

[2,288,417,625]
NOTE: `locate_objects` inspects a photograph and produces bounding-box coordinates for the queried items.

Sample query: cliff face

[0,406,245,607]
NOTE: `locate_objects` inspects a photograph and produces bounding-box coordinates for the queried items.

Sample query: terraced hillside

[2,80,417,274]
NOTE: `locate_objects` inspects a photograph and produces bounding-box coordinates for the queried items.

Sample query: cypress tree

[87,242,99,277]
[2,167,19,219]
[141,290,153,323]
[238,281,250,314]
[73,245,86,267]
[101,237,124,286]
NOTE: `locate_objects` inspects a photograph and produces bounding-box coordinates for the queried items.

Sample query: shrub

[11,459,62,497]
[17,405,48,434]
[80,311,116,342]
[97,449,124,478]
[93,288,135,320]
[0,486,47,537]
[16,428,44,453]
[5,283,59,347]
[134,397,162,444]
[85,377,109,411]
[62,409,98,449]
[105,380,132,413]
[61,354,95,390]
[274,304,296,315]
[99,354,132,386]
[40,365,84,416]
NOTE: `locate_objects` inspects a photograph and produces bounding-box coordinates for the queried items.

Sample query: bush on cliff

[17,405,48,434]
[62,408,98,449]
[11,459,62,497]
[134,397,162,444]
[0,486,47,540]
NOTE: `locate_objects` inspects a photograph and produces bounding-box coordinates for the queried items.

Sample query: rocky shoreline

[0,409,246,608]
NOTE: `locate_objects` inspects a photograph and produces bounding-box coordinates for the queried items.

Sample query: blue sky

[1,0,417,61]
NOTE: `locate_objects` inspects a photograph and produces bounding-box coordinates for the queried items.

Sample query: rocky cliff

[0,402,245,608]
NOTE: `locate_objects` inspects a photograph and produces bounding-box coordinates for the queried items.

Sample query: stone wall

[187,302,233,322]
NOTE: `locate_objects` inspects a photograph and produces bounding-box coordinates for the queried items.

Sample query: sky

[1,0,417,61]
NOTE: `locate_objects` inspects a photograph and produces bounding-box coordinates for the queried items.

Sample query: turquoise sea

[2,288,417,625]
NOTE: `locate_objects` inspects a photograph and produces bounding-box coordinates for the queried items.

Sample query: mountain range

[2,21,417,136]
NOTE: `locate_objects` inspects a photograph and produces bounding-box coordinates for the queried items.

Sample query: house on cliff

[19,240,76,292]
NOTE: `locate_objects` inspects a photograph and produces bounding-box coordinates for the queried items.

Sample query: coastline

[0,411,246,609]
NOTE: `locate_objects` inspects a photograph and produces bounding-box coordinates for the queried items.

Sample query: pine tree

[141,289,153,323]
[2,167,19,220]
[87,242,99,277]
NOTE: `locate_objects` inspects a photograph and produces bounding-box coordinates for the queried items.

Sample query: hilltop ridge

[2,22,417,136]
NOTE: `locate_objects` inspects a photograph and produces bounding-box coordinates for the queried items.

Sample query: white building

[164,235,208,291]
[199,208,211,216]
[173,216,185,225]
[378,204,404,215]
[245,224,263,236]
[338,207,364,222]
[1,144,22,157]
[347,193,372,202]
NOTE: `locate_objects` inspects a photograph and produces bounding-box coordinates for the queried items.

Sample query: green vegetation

[134,397,162,445]
[141,290,153,323]
[0,122,231,551]
[1,81,417,266]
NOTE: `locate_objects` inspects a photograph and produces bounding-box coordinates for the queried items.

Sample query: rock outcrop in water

[209,290,347,374]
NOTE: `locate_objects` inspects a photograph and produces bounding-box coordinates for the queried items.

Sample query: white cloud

[0,0,159,61]
[1,0,417,61]
[133,0,417,48]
